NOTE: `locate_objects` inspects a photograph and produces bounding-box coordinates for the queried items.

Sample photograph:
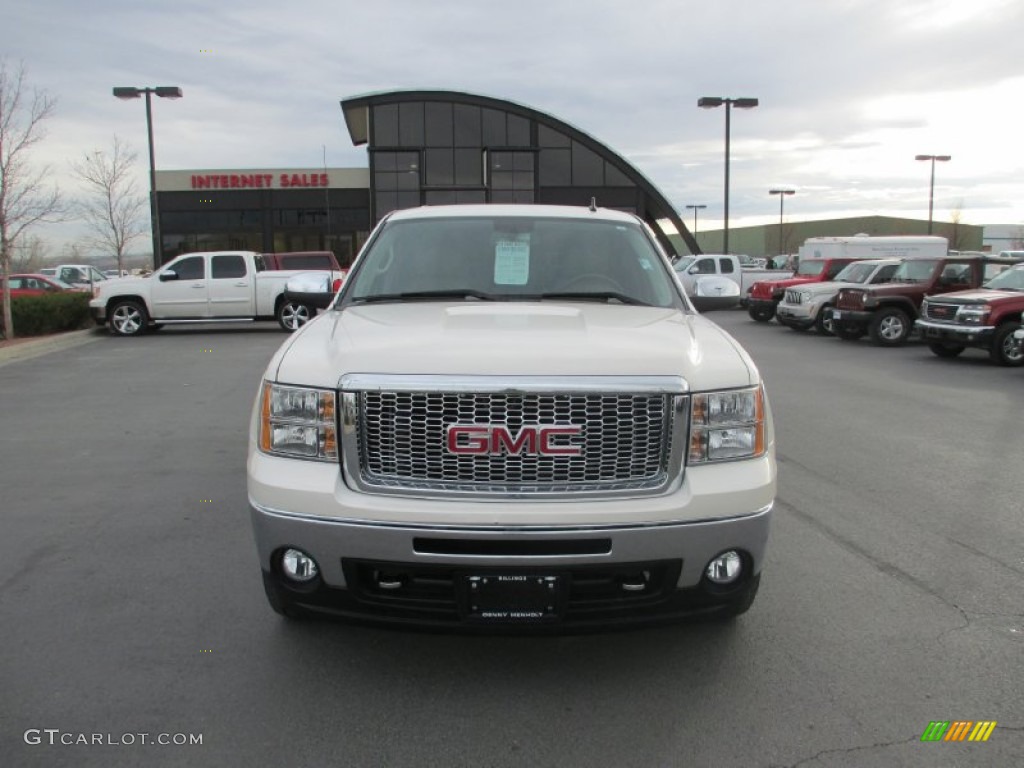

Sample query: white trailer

[797,235,948,262]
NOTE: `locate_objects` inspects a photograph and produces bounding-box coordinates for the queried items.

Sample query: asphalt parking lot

[1,315,1022,768]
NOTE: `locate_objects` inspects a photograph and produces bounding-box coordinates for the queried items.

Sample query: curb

[0,328,104,368]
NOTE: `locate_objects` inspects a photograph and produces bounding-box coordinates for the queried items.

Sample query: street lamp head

[154,87,183,99]
[916,154,951,162]
[685,204,707,210]
[733,98,759,109]
[769,188,796,196]
[113,87,142,99]
[698,97,724,109]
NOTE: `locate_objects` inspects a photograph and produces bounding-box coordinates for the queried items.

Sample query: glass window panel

[425,148,454,186]
[491,171,515,190]
[395,169,420,190]
[538,124,570,148]
[456,190,486,204]
[212,254,247,279]
[425,102,454,146]
[539,148,571,186]
[373,104,399,146]
[396,190,421,209]
[513,153,534,171]
[507,114,530,145]
[453,104,481,146]
[512,190,535,204]
[398,102,424,146]
[174,256,205,280]
[454,149,482,186]
[375,171,397,191]
[424,190,457,206]
[571,141,604,186]
[481,108,506,146]
[604,162,632,186]
[374,153,397,172]
[376,190,398,216]
[490,190,514,203]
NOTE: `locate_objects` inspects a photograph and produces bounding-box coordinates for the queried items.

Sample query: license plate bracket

[461,574,564,623]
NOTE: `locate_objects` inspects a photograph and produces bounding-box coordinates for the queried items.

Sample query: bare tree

[941,203,970,252]
[1011,226,1024,251]
[10,233,49,272]
[0,59,65,339]
[71,135,146,274]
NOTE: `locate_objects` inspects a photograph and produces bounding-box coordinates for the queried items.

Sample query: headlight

[259,382,338,461]
[798,290,813,302]
[689,386,765,463]
[956,306,990,325]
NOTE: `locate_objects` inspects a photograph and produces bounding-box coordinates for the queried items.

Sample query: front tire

[815,306,835,336]
[833,323,864,341]
[108,300,148,336]
[277,300,314,332]
[928,342,965,358]
[869,307,912,346]
[748,305,775,322]
[990,323,1024,366]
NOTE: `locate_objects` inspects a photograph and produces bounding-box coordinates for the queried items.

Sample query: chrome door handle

[234,282,248,287]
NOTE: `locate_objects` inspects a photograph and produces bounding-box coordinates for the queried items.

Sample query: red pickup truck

[260,251,342,271]
[915,263,1024,365]
[831,255,1022,346]
[747,258,860,322]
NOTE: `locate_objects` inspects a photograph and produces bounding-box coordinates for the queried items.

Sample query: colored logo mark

[921,721,996,742]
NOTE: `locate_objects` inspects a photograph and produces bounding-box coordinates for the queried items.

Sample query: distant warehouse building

[691,215,984,257]
[153,90,697,267]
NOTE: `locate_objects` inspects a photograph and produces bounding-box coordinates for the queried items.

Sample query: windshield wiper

[352,289,499,304]
[536,291,649,306]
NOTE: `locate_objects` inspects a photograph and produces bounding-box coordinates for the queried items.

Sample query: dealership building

[154,90,697,267]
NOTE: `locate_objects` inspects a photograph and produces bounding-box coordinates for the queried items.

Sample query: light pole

[113,86,183,268]
[769,188,795,257]
[914,154,951,235]
[685,203,707,239]
[698,96,758,254]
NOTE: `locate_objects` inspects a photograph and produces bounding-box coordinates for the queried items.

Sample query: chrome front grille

[784,290,802,304]
[339,375,687,498]
[923,302,960,322]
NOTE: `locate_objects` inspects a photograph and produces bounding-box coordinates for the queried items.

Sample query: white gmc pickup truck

[90,251,327,335]
[248,205,776,629]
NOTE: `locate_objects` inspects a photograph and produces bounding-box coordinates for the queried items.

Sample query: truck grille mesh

[355,391,673,494]
[784,290,802,304]
[923,302,960,322]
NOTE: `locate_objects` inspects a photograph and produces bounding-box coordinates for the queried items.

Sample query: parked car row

[0,274,87,298]
[756,255,1024,366]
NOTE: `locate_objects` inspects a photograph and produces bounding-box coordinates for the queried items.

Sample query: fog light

[281,548,318,582]
[705,551,742,584]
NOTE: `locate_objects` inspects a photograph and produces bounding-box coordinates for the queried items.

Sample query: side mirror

[158,270,178,282]
[687,266,700,275]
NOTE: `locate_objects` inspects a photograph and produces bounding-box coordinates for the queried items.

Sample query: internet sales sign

[190,172,330,190]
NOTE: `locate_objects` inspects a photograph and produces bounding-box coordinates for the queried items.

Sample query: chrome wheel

[110,302,146,336]
[278,301,312,332]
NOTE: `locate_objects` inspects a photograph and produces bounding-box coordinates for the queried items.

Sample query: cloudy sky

[5,0,1024,254]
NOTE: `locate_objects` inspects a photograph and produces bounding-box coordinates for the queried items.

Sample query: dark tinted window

[695,258,715,274]
[398,102,424,146]
[453,105,481,146]
[719,258,735,274]
[174,256,205,280]
[539,149,571,186]
[872,265,898,283]
[425,148,455,186]
[825,261,848,279]
[373,104,399,146]
[571,141,603,186]
[454,149,482,186]
[211,254,246,278]
[425,102,454,146]
[507,114,530,145]
[481,109,506,146]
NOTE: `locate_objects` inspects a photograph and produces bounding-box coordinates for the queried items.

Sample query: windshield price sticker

[494,239,530,285]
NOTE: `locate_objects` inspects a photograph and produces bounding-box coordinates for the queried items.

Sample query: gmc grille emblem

[446,424,583,457]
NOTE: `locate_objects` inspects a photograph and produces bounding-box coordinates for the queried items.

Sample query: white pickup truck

[90,251,330,335]
[247,204,777,629]
[674,254,793,299]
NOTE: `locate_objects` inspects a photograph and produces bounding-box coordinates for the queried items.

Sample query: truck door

[152,255,208,318]
[208,254,253,316]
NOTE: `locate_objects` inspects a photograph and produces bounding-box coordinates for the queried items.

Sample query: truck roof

[384,204,641,223]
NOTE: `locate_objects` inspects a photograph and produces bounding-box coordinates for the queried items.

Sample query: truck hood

[270,302,758,391]
[926,288,1023,305]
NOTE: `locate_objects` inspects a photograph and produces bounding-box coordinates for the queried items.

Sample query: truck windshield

[833,262,876,283]
[890,259,939,284]
[983,267,1024,291]
[674,256,695,272]
[347,215,680,308]
[795,260,826,277]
